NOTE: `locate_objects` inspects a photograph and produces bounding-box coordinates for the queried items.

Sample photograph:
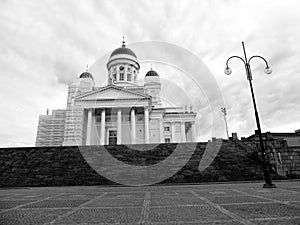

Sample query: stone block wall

[0,141,282,187]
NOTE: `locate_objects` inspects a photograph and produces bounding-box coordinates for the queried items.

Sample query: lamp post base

[263,183,276,188]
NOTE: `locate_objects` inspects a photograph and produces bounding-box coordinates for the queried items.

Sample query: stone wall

[0,141,282,187]
[271,147,300,178]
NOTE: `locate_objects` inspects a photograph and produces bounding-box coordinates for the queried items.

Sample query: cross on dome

[122,36,126,47]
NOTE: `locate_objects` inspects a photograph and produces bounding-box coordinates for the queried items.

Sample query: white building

[36,41,197,146]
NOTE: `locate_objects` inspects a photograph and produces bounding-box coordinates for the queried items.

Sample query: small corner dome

[110,45,137,58]
[145,69,159,77]
[79,71,93,79]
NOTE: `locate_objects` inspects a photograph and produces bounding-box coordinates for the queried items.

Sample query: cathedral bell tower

[144,68,162,107]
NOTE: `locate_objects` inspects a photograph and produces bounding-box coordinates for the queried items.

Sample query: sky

[0,0,300,147]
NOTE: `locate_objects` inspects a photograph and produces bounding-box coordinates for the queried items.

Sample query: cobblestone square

[0,181,299,224]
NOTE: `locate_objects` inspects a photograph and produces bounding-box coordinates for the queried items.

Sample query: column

[171,122,176,143]
[117,108,122,145]
[181,121,186,142]
[191,122,196,142]
[131,108,136,144]
[159,118,164,143]
[144,107,149,144]
[100,108,105,145]
[86,108,92,145]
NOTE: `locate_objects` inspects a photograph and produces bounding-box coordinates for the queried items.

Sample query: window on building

[127,73,131,81]
[96,115,101,123]
[120,72,124,81]
[137,114,143,121]
[175,123,181,132]
[164,127,170,131]
[113,73,116,81]
[165,138,171,143]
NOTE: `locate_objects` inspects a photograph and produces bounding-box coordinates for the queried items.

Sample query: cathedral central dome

[110,45,137,58]
[109,39,137,59]
[107,39,140,86]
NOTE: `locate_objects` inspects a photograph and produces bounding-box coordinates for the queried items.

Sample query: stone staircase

[0,140,283,187]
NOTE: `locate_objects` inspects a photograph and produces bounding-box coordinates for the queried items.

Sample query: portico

[85,106,150,145]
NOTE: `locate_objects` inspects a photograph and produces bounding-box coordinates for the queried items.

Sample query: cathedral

[36,41,197,146]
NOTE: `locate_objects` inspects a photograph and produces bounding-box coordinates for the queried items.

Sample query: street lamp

[224,42,276,188]
[221,107,229,139]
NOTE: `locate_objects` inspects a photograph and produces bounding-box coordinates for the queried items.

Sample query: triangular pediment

[75,85,150,101]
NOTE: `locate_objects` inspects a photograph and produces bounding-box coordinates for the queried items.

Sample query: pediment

[75,85,150,101]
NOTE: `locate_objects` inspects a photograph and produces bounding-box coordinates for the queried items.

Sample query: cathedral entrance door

[108,130,117,145]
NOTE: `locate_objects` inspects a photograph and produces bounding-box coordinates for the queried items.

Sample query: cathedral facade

[36,42,197,146]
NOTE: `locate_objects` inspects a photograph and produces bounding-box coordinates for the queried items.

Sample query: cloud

[0,0,300,146]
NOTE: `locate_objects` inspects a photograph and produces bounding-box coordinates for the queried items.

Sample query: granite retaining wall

[0,141,282,187]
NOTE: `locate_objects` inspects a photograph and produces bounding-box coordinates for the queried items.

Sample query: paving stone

[85,197,144,207]
[151,191,195,198]
[240,188,290,196]
[277,187,300,193]
[22,199,89,208]
[0,208,70,225]
[1,182,300,224]
[0,195,11,199]
[250,217,300,225]
[150,196,207,206]
[54,207,142,224]
[103,192,145,199]
[4,194,54,200]
[149,205,231,223]
[222,202,300,219]
[51,193,100,200]
[290,201,300,207]
[263,194,300,202]
[207,195,272,204]
[0,200,36,209]
[148,221,243,225]
[195,189,244,196]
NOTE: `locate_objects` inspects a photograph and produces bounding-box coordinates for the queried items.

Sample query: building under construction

[35,109,66,147]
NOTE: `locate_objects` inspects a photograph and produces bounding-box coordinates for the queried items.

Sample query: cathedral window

[164,126,170,131]
[119,66,124,71]
[127,73,131,81]
[165,138,171,143]
[113,74,116,81]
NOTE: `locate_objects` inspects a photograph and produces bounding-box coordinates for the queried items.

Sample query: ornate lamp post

[224,42,276,188]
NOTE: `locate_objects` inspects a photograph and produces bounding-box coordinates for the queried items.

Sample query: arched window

[112,67,117,81]
[119,72,124,81]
